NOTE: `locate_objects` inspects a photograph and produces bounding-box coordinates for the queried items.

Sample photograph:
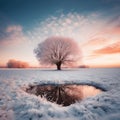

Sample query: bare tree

[34,37,80,70]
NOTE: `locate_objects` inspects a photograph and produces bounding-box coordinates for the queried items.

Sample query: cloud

[81,39,120,66]
[100,16,120,36]
[28,12,120,48]
[0,25,37,67]
[0,25,28,46]
[28,13,108,45]
[6,25,22,33]
[7,59,29,68]
[82,38,110,49]
[104,26,120,35]
[108,26,120,35]
[94,41,120,54]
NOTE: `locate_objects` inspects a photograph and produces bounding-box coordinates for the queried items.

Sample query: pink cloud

[94,41,120,54]
[106,27,120,35]
[82,38,110,49]
[81,37,120,67]
[6,25,22,33]
[0,25,28,46]
[99,23,120,36]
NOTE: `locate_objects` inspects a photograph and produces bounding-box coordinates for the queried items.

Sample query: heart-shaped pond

[25,84,105,106]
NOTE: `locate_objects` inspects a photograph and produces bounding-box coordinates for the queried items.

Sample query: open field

[0,68,120,120]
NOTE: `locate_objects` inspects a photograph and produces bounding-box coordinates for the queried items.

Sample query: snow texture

[0,68,120,120]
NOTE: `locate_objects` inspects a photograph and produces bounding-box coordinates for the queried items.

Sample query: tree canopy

[34,37,80,70]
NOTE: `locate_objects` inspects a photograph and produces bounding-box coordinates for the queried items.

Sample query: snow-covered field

[0,68,120,120]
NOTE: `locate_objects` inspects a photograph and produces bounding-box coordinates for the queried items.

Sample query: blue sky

[0,0,119,29]
[0,0,120,67]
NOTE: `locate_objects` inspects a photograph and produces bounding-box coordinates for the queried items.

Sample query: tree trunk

[56,62,61,70]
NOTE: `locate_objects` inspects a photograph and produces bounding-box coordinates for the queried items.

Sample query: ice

[0,68,120,120]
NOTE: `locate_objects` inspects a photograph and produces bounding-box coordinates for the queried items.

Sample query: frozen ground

[0,68,120,120]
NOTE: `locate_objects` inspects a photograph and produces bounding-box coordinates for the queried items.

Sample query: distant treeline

[7,59,29,68]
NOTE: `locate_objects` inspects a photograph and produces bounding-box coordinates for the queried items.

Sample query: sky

[0,0,120,67]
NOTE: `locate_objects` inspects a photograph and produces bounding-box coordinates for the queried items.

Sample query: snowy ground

[0,68,120,120]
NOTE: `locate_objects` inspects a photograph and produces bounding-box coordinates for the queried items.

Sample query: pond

[25,84,105,106]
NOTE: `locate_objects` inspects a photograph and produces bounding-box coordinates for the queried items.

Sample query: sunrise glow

[0,0,120,68]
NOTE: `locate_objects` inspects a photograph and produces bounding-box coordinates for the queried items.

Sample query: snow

[0,68,120,120]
